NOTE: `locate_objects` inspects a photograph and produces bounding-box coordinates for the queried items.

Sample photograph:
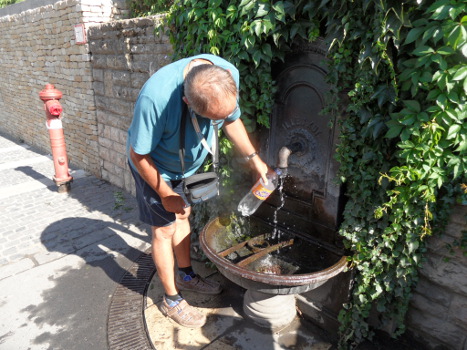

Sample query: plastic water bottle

[237,169,282,216]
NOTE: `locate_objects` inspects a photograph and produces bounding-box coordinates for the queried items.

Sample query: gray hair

[184,64,237,115]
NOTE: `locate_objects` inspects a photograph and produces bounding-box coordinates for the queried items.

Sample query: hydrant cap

[39,84,63,102]
[46,100,63,116]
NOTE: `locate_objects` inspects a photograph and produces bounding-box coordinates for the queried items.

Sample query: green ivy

[134,0,466,348]
[324,0,466,347]
[0,0,24,9]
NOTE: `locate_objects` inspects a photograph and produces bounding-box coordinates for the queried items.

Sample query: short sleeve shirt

[127,54,240,181]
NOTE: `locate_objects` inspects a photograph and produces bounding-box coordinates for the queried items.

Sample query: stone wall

[406,204,467,350]
[87,16,172,192]
[0,0,129,177]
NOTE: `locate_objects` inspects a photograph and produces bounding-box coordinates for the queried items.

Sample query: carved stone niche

[258,39,345,249]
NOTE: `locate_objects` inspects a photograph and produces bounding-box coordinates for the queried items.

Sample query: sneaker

[176,274,222,295]
[159,298,206,328]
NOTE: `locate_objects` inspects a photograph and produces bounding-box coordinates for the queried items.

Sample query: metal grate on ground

[107,249,156,350]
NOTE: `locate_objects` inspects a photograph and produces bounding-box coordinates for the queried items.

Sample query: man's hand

[223,118,273,183]
[161,194,187,214]
[251,156,271,184]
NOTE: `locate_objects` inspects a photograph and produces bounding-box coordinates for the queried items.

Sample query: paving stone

[0,258,35,280]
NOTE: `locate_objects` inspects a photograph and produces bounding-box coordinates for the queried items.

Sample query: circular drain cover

[107,249,156,350]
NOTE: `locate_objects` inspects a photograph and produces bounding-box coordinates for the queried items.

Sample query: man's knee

[152,224,176,241]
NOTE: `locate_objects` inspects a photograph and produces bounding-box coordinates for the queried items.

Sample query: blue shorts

[129,165,190,227]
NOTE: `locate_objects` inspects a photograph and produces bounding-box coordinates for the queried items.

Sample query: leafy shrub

[0,0,24,9]
[128,0,172,17]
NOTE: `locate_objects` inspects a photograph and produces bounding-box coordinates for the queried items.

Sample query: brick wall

[87,16,172,192]
[0,0,129,177]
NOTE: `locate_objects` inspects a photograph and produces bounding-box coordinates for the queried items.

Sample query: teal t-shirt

[127,54,240,181]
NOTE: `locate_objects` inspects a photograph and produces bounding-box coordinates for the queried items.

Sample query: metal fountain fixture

[200,39,350,331]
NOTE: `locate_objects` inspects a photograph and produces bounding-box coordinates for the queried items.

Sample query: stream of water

[272,175,286,240]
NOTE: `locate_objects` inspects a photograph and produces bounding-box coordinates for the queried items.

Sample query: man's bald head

[184,65,237,115]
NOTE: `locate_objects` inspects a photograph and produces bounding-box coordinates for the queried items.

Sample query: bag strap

[179,101,188,176]
[179,101,219,176]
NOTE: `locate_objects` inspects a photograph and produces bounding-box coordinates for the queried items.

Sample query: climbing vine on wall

[131,0,466,348]
[128,0,172,17]
[0,0,24,9]
[328,1,466,346]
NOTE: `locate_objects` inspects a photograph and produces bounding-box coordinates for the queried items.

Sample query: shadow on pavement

[15,158,152,349]
[40,217,151,293]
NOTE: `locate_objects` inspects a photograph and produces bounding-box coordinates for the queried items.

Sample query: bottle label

[252,183,273,200]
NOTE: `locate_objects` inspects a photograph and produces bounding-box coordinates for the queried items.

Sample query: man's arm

[223,118,271,183]
[130,146,186,213]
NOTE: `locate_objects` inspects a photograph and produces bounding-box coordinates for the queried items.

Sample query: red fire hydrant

[39,84,73,193]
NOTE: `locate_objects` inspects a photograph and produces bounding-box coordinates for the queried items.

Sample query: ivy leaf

[427,89,440,101]
[447,23,467,50]
[239,0,256,16]
[272,1,286,23]
[421,25,438,44]
[452,66,467,81]
[256,3,269,18]
[419,70,432,83]
[210,46,220,55]
[290,23,300,39]
[429,2,452,20]
[251,20,263,37]
[252,49,262,67]
[455,137,467,152]
[376,299,386,312]
[239,0,253,8]
[437,46,455,55]
[432,53,448,69]
[447,124,461,139]
[461,43,467,58]
[262,19,274,35]
[385,124,403,139]
[399,141,415,149]
[436,94,447,110]
[243,35,256,50]
[408,240,419,254]
[413,46,435,56]
[403,100,421,113]
[404,27,425,45]
[261,43,273,59]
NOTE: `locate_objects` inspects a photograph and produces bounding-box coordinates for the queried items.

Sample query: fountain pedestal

[243,290,296,330]
[200,217,348,331]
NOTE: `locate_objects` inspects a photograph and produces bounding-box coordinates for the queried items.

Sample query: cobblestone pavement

[0,132,151,350]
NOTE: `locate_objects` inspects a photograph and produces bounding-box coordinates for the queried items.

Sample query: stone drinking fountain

[200,39,351,333]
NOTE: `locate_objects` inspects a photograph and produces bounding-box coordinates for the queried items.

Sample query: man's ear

[182,96,189,105]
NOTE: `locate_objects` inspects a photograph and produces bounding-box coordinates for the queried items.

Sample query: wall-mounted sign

[74,24,86,44]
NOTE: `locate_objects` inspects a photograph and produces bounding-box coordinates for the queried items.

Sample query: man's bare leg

[151,224,177,296]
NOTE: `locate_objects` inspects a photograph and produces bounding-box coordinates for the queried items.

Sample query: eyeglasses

[191,102,239,124]
[211,119,223,126]
[187,94,240,121]
[224,103,239,120]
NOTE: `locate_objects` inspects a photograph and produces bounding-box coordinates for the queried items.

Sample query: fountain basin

[200,217,348,295]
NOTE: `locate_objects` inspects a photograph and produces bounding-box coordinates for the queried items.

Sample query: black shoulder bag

[179,103,219,204]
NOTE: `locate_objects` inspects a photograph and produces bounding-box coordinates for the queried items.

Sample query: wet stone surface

[144,260,334,350]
